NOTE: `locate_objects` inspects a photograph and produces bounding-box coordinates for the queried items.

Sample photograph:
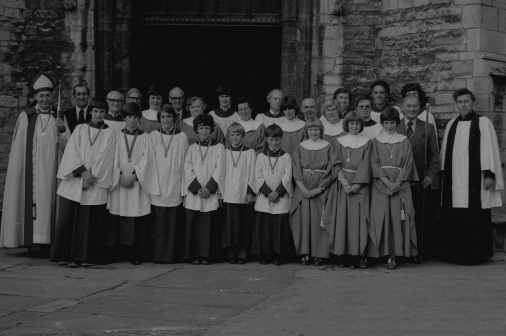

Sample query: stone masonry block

[462,4,481,29]
[481,5,499,30]
[459,51,484,60]
[436,53,459,62]
[434,92,454,105]
[454,0,488,4]
[323,76,342,85]
[382,0,398,11]
[493,0,506,9]
[452,60,473,74]
[499,10,506,33]
[0,31,10,41]
[1,0,24,8]
[414,0,430,6]
[430,0,451,3]
[466,29,480,51]
[379,26,397,37]
[398,0,414,9]
[467,77,492,94]
[3,7,21,18]
[481,30,506,55]
[472,59,489,77]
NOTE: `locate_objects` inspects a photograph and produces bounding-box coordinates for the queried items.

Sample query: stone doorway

[130,24,282,113]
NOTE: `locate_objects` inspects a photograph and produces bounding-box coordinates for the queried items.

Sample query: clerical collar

[161,126,177,135]
[106,113,123,122]
[214,107,235,118]
[89,121,107,129]
[122,127,142,135]
[372,102,388,112]
[230,144,247,151]
[364,119,376,127]
[36,105,52,114]
[266,109,282,118]
[198,138,217,146]
[76,106,88,112]
[265,147,284,157]
[458,111,477,121]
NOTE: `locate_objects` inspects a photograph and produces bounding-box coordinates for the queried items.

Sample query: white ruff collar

[183,117,194,127]
[324,120,344,136]
[300,139,330,150]
[237,118,261,132]
[280,117,305,132]
[320,115,329,125]
[142,109,159,121]
[375,131,406,144]
[337,133,369,148]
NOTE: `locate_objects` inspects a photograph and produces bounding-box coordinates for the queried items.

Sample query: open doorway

[130,24,282,116]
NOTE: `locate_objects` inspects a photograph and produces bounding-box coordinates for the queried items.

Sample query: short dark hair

[356,94,373,106]
[216,84,232,96]
[89,97,107,110]
[380,107,401,125]
[342,111,365,133]
[333,87,351,101]
[265,124,283,139]
[280,96,299,114]
[193,114,215,133]
[371,80,390,95]
[72,83,90,97]
[235,96,253,110]
[158,104,177,123]
[121,102,142,119]
[452,88,476,102]
[401,83,428,107]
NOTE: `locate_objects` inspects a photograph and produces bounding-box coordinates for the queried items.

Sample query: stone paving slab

[105,286,266,308]
[140,265,295,294]
[205,262,506,336]
[0,295,51,311]
[0,311,202,335]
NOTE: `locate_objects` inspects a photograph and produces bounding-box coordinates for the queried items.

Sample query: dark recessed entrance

[130,1,282,113]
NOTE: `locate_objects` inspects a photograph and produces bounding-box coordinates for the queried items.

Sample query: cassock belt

[381,166,401,170]
[342,168,357,173]
[302,168,326,175]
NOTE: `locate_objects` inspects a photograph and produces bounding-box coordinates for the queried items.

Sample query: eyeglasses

[107,99,123,103]
[170,96,184,100]
[128,96,141,101]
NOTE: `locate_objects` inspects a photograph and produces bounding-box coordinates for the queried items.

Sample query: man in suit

[168,86,188,121]
[63,84,92,133]
[397,94,439,262]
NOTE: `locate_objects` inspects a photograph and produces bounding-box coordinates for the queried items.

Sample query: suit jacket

[64,106,92,133]
[397,119,439,188]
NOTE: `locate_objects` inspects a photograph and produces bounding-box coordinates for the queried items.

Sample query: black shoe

[201,259,210,265]
[192,259,200,265]
[260,260,269,265]
[228,258,238,264]
[273,260,281,266]
[131,260,142,265]
[387,257,397,270]
[237,259,246,264]
[313,258,322,266]
[359,257,368,269]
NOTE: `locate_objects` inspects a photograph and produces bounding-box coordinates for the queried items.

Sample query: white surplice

[150,129,189,207]
[361,122,384,140]
[183,141,225,212]
[208,110,238,134]
[57,124,117,205]
[223,146,256,204]
[254,151,293,214]
[440,116,503,208]
[107,130,160,217]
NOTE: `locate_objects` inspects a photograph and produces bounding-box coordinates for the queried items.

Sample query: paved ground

[0,248,505,336]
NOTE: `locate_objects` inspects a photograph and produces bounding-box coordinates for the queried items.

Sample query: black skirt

[250,212,294,256]
[151,205,185,263]
[221,203,254,250]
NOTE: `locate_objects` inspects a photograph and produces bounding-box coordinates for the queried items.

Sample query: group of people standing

[0,74,502,270]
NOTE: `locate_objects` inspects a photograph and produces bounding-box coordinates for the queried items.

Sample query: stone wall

[319,0,505,130]
[0,0,94,206]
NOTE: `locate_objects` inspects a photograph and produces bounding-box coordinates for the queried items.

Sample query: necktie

[78,109,86,124]
[406,121,413,142]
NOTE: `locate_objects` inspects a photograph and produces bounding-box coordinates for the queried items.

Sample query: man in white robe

[50,98,116,267]
[254,89,284,127]
[0,73,70,254]
[440,88,503,265]
[104,90,125,132]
